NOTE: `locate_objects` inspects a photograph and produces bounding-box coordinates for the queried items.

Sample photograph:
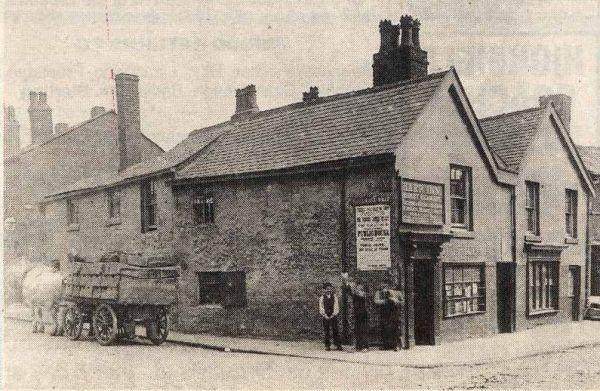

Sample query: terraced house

[41,17,596,347]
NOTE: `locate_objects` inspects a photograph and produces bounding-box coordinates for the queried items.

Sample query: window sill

[450,229,475,239]
[564,237,578,245]
[193,304,224,309]
[524,234,542,243]
[527,309,560,317]
[106,217,122,227]
[67,223,80,232]
[443,310,486,319]
[142,226,158,234]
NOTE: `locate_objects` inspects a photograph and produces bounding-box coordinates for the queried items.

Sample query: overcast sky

[3,0,599,150]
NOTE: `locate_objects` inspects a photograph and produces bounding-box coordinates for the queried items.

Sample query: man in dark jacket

[342,273,369,351]
[374,284,401,350]
[319,282,342,351]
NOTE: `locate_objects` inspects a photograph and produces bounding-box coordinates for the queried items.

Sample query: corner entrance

[496,263,516,333]
[414,261,435,345]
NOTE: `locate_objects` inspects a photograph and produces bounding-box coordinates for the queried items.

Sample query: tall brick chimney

[3,105,21,156]
[28,91,53,144]
[231,85,259,121]
[115,73,142,170]
[540,94,571,132]
[372,15,429,87]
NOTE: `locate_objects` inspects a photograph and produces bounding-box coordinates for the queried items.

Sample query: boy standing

[319,283,342,351]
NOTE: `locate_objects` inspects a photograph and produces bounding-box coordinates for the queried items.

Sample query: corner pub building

[42,16,595,347]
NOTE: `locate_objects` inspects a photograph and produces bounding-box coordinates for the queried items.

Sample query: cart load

[62,253,179,346]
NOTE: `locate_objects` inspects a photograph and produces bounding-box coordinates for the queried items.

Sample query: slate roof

[177,70,449,180]
[479,107,544,172]
[44,122,229,199]
[577,145,600,176]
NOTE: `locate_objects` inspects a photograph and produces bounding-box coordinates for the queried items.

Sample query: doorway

[569,266,581,321]
[496,263,516,333]
[413,261,435,345]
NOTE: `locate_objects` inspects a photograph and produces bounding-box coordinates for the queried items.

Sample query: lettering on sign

[355,204,391,270]
[400,178,444,226]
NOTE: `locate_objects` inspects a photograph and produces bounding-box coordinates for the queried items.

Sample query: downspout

[340,165,349,344]
[510,185,517,331]
[585,193,591,307]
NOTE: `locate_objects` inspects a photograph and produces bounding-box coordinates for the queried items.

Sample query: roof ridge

[480,106,543,122]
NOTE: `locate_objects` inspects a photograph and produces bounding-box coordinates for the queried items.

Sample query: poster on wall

[355,204,391,270]
[400,178,445,226]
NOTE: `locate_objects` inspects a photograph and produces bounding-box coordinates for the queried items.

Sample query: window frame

[527,260,559,315]
[66,199,79,225]
[525,181,540,236]
[449,164,473,230]
[193,190,215,225]
[197,271,247,307]
[565,189,577,238]
[442,263,486,318]
[141,179,158,233]
[107,188,121,222]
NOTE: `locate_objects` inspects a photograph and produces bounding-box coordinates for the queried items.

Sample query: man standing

[374,284,401,350]
[319,283,342,351]
[342,273,369,351]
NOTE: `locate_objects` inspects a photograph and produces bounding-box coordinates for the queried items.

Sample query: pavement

[5,302,600,368]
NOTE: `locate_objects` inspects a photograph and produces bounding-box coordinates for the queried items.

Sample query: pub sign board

[355,204,391,270]
[400,178,445,226]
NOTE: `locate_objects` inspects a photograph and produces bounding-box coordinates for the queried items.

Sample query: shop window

[443,263,485,317]
[197,271,247,307]
[528,261,559,313]
[565,189,577,238]
[525,181,540,235]
[67,199,79,225]
[193,191,215,224]
[450,165,472,230]
[141,179,157,233]
[107,188,121,220]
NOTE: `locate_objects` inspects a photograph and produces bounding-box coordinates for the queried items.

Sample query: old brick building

[40,16,596,346]
[3,74,164,262]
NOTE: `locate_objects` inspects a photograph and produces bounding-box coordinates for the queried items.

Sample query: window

[193,191,215,224]
[528,261,559,313]
[197,271,247,307]
[107,188,121,220]
[67,199,79,225]
[443,264,486,317]
[141,179,157,232]
[450,165,472,229]
[565,189,577,238]
[525,181,540,235]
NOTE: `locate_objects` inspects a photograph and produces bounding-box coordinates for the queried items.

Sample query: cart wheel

[92,304,118,346]
[64,305,84,340]
[146,309,169,345]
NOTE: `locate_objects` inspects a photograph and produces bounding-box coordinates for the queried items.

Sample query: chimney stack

[91,106,106,118]
[303,86,319,103]
[540,94,572,132]
[115,73,142,171]
[372,15,429,87]
[3,105,21,156]
[54,122,69,135]
[28,91,53,144]
[231,85,259,121]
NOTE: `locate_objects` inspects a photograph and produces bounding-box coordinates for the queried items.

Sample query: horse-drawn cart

[61,257,179,346]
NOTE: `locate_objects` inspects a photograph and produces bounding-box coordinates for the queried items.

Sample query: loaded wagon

[61,253,179,346]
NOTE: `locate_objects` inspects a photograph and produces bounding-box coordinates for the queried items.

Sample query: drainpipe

[585,193,591,307]
[340,166,349,344]
[510,185,517,331]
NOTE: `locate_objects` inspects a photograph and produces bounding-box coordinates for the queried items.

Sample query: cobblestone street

[3,319,600,390]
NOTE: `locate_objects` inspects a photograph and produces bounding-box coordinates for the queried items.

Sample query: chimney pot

[232,84,259,121]
[28,91,53,143]
[539,94,572,132]
[400,15,414,46]
[29,91,37,105]
[303,86,319,102]
[91,106,106,118]
[412,19,421,48]
[379,19,399,52]
[38,92,47,104]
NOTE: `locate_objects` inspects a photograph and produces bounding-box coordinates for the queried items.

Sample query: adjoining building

[41,16,596,346]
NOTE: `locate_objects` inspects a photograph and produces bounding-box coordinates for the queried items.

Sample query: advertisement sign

[355,204,391,270]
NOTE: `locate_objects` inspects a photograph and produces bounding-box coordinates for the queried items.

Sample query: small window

[443,263,486,317]
[141,179,157,233]
[193,192,215,224]
[197,271,246,307]
[107,188,121,220]
[525,181,540,235]
[67,199,79,225]
[565,189,577,238]
[450,165,472,229]
[528,261,559,313]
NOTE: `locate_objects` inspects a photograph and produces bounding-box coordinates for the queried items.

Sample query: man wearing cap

[318,282,342,351]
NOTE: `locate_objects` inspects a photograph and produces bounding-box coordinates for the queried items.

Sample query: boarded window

[565,189,577,238]
[141,180,157,232]
[67,199,79,225]
[450,165,472,229]
[193,191,215,224]
[197,271,246,307]
[443,263,485,317]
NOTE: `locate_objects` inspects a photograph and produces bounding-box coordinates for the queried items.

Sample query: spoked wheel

[63,305,84,340]
[92,304,118,346]
[146,308,169,345]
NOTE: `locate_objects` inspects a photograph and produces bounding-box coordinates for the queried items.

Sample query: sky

[3,0,600,150]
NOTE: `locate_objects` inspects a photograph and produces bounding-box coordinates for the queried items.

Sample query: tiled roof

[177,71,449,180]
[577,145,600,176]
[44,122,229,199]
[479,107,544,172]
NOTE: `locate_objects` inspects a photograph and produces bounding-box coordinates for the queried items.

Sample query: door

[496,263,516,333]
[413,261,435,345]
[569,266,581,321]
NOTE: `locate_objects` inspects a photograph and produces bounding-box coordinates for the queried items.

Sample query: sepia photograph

[2,1,600,389]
